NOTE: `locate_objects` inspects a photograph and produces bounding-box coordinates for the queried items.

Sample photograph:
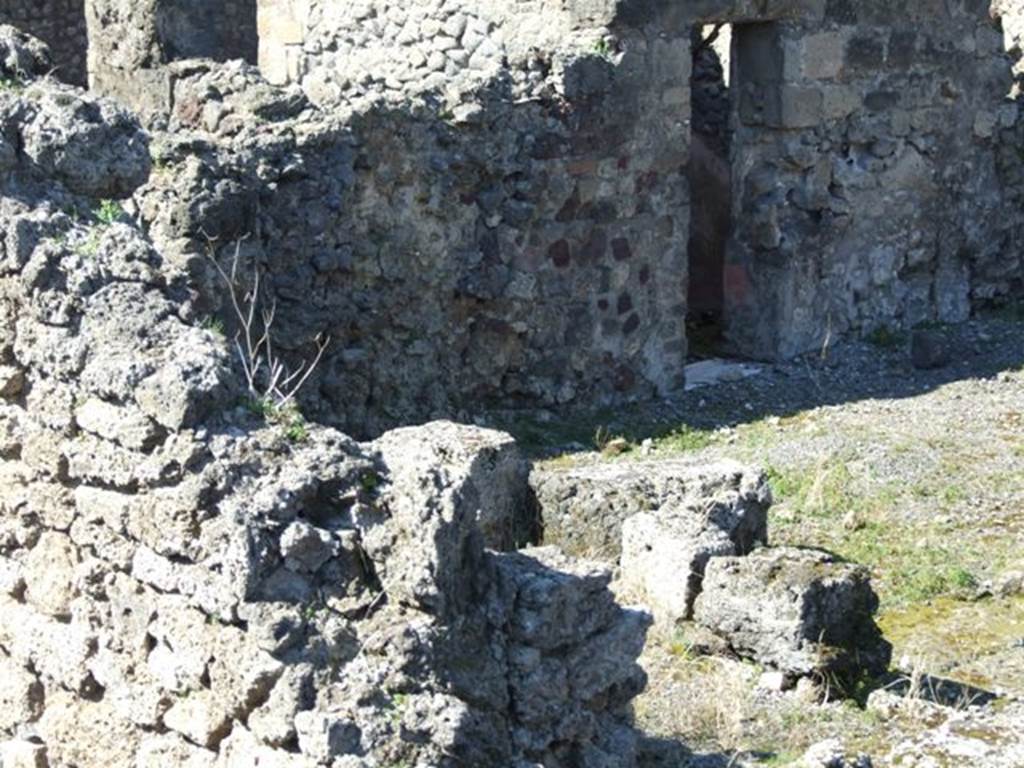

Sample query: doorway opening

[686,23,733,359]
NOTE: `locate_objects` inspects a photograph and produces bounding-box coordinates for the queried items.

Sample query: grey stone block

[694,547,892,680]
[533,459,771,563]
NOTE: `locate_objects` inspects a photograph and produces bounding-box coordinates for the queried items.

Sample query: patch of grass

[765,458,860,522]
[360,471,381,493]
[593,424,616,452]
[666,625,701,662]
[74,228,103,258]
[385,691,410,727]
[910,481,969,506]
[766,457,988,610]
[283,417,309,443]
[149,151,177,175]
[939,483,968,505]
[652,424,717,454]
[0,77,24,93]
[68,199,124,258]
[636,655,756,747]
[593,38,613,58]
[828,522,979,609]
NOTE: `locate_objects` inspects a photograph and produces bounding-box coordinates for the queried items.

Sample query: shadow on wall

[156,0,258,64]
[687,23,734,358]
[153,41,692,440]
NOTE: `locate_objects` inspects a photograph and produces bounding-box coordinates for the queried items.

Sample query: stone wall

[994,0,1024,82]
[0,32,652,767]
[723,1,1024,358]
[85,0,258,122]
[0,0,87,85]
[133,1,695,436]
[70,0,1024,426]
[244,0,1024,393]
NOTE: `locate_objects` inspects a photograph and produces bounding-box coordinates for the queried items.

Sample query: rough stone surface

[800,739,872,768]
[0,25,55,82]
[2,1,1023,432]
[85,0,257,115]
[0,46,650,767]
[128,4,692,436]
[0,740,47,768]
[910,328,952,370]
[0,6,85,85]
[619,479,769,624]
[868,691,1024,768]
[693,547,892,680]
[533,458,771,562]
[6,0,991,433]
[17,83,151,198]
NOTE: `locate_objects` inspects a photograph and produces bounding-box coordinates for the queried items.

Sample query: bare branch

[206,239,330,412]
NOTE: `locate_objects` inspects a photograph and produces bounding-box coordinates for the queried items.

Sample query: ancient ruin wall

[132,1,695,436]
[251,0,1024,375]
[85,0,258,122]
[0,0,88,85]
[0,30,651,767]
[74,0,1024,433]
[724,1,1024,358]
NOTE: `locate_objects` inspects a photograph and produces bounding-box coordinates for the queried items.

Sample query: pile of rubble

[534,459,892,686]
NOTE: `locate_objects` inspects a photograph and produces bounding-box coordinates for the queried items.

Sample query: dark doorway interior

[686,23,733,359]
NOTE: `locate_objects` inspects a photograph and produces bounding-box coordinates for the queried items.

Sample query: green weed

[74,229,103,257]
[245,397,309,443]
[94,199,124,226]
[200,316,225,337]
[360,472,381,493]
[0,77,24,93]
[593,38,613,58]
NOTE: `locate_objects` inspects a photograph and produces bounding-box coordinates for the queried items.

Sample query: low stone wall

[0,0,87,85]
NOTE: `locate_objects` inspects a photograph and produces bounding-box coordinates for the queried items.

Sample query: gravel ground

[496,309,1024,767]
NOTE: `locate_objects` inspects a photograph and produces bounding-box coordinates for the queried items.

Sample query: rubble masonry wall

[0,0,88,85]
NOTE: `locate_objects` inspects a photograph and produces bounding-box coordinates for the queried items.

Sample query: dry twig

[208,239,329,409]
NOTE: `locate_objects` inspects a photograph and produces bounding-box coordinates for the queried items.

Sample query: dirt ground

[493,307,1024,766]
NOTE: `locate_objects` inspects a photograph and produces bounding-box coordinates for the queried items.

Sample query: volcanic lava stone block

[618,472,770,623]
[693,547,892,680]
[533,459,771,562]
